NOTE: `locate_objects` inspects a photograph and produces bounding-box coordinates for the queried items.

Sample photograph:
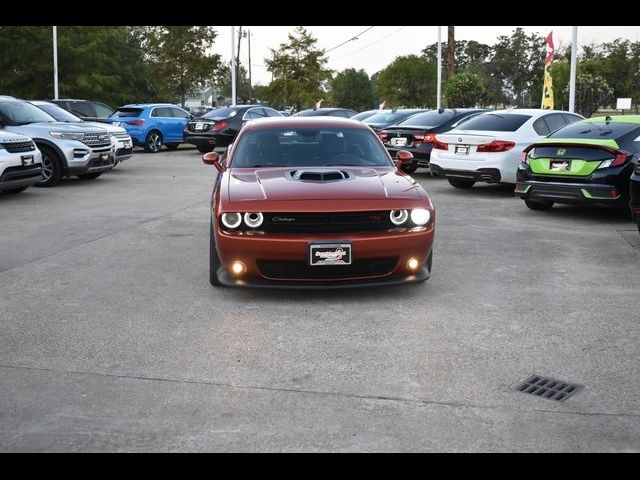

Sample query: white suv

[0,131,43,194]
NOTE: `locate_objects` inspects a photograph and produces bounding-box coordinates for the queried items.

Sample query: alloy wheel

[148,133,162,152]
[41,152,54,182]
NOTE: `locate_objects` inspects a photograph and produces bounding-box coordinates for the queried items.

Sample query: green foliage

[137,26,221,107]
[375,55,436,108]
[550,61,570,110]
[444,72,485,107]
[568,73,614,118]
[328,69,374,110]
[263,27,332,111]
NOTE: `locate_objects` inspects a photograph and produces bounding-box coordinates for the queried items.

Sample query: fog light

[407,258,419,271]
[231,261,246,275]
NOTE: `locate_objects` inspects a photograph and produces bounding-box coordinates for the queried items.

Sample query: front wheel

[448,178,475,189]
[76,172,103,180]
[144,131,163,153]
[524,199,554,211]
[1,186,29,194]
[36,145,63,187]
[166,143,179,150]
[210,221,222,287]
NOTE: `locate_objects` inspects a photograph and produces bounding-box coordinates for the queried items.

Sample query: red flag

[545,31,555,64]
[315,99,323,110]
[379,101,385,110]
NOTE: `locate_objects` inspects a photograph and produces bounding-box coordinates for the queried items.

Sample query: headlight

[243,212,263,228]
[221,212,242,229]
[410,208,431,226]
[389,209,409,225]
[49,131,85,141]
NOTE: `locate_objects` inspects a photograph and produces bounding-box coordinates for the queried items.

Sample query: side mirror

[203,151,224,173]
[395,150,414,168]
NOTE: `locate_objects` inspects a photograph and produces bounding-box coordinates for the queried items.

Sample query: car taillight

[433,139,448,150]
[521,149,531,164]
[413,132,436,145]
[477,140,515,152]
[212,120,228,131]
[611,152,632,167]
[126,119,144,126]
[378,131,389,140]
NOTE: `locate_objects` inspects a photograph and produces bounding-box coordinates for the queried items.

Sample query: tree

[376,55,436,108]
[570,73,614,118]
[444,72,485,107]
[264,26,332,111]
[550,61,570,110]
[329,69,374,111]
[137,26,221,107]
[447,26,455,77]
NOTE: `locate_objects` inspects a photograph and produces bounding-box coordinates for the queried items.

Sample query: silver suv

[31,100,133,167]
[0,131,43,194]
[0,97,115,187]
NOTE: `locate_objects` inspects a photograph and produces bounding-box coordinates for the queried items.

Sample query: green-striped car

[516,116,640,211]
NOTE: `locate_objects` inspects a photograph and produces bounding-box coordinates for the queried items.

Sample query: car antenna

[605,115,612,123]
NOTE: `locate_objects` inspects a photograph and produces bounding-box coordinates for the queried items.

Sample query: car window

[451,112,483,129]
[363,110,422,125]
[34,102,81,122]
[458,113,532,132]
[94,103,114,118]
[70,101,94,117]
[549,121,640,140]
[543,114,567,134]
[170,107,190,118]
[244,108,268,120]
[152,107,172,117]
[203,107,239,120]
[0,100,56,124]
[112,108,143,118]
[532,117,551,136]
[263,108,283,117]
[397,110,456,127]
[561,113,583,124]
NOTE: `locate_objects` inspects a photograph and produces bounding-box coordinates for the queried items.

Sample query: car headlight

[410,208,431,226]
[390,209,409,225]
[221,212,242,229]
[243,212,263,228]
[49,131,85,141]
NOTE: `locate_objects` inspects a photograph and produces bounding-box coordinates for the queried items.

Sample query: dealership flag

[379,101,385,110]
[541,31,555,109]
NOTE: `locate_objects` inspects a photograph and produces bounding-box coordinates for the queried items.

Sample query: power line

[335,26,407,61]
[325,26,375,54]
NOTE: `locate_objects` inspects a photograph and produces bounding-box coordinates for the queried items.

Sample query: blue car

[107,103,192,153]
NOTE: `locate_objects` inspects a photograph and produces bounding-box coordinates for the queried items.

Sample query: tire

[401,163,418,174]
[524,199,554,211]
[426,250,433,274]
[144,130,163,153]
[36,145,63,187]
[76,172,103,180]
[1,186,29,194]
[166,143,179,150]
[210,220,222,287]
[197,145,213,153]
[448,178,475,189]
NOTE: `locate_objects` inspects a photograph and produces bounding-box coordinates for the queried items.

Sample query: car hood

[222,167,423,210]
[7,122,105,134]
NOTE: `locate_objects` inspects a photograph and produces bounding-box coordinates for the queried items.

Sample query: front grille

[257,257,398,280]
[112,131,130,139]
[86,156,114,168]
[82,132,111,148]
[0,165,41,182]
[1,141,35,153]
[259,211,396,233]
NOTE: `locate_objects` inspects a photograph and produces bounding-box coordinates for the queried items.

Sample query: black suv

[50,99,115,123]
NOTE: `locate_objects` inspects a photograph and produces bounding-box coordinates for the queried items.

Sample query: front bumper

[214,227,434,289]
[114,137,133,162]
[430,164,502,183]
[0,163,43,190]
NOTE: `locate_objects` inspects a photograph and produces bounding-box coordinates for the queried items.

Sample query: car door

[169,107,191,141]
[69,101,96,121]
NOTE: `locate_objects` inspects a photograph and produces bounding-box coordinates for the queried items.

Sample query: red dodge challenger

[203,116,435,289]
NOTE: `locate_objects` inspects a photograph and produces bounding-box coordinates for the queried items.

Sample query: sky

[211,26,640,85]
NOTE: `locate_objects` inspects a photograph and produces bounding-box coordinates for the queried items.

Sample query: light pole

[53,26,59,99]
[569,26,578,113]
[231,26,236,106]
[436,26,442,109]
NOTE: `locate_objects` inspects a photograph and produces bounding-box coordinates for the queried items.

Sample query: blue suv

[107,104,192,153]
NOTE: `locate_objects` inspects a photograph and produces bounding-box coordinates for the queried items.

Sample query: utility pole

[447,26,455,78]
[236,26,243,103]
[248,30,252,101]
[437,26,442,110]
[569,26,578,113]
[231,26,236,106]
[53,26,59,99]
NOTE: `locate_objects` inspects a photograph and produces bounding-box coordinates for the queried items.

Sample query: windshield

[364,110,422,125]
[33,103,81,122]
[112,108,143,118]
[397,110,456,127]
[0,101,56,125]
[350,111,377,121]
[231,127,393,168]
[549,121,640,140]
[202,107,238,120]
[458,113,531,132]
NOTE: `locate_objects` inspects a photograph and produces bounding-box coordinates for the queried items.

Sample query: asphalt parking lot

[1,147,639,452]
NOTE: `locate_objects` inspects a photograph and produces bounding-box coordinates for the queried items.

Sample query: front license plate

[195,123,204,131]
[390,137,407,147]
[124,141,132,148]
[455,145,469,155]
[550,160,571,171]
[101,153,110,161]
[309,243,352,266]
[21,155,34,166]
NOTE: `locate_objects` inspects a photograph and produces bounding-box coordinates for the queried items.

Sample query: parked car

[516,115,640,212]
[379,108,489,173]
[0,97,115,187]
[184,105,282,153]
[202,116,435,289]
[350,110,381,122]
[31,101,133,167]
[293,108,357,118]
[107,104,191,153]
[631,157,640,235]
[429,109,584,188]
[363,109,427,132]
[0,131,43,194]
[50,99,115,123]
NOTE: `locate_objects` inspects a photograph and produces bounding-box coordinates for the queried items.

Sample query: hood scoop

[287,169,352,183]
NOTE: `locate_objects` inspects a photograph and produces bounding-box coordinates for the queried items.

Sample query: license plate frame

[309,242,352,266]
[455,145,469,155]
[195,123,205,131]
[550,159,571,171]
[390,137,407,147]
[21,155,34,166]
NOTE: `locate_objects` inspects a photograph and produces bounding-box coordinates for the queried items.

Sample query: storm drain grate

[513,375,583,402]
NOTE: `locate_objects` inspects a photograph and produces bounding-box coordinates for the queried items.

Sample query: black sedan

[379,108,489,173]
[184,105,282,153]
[293,108,357,118]
[362,109,427,132]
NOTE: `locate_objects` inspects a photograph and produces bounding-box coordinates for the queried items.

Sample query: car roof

[31,100,55,105]
[488,108,576,116]
[120,103,177,108]
[242,116,369,131]
[585,115,640,125]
